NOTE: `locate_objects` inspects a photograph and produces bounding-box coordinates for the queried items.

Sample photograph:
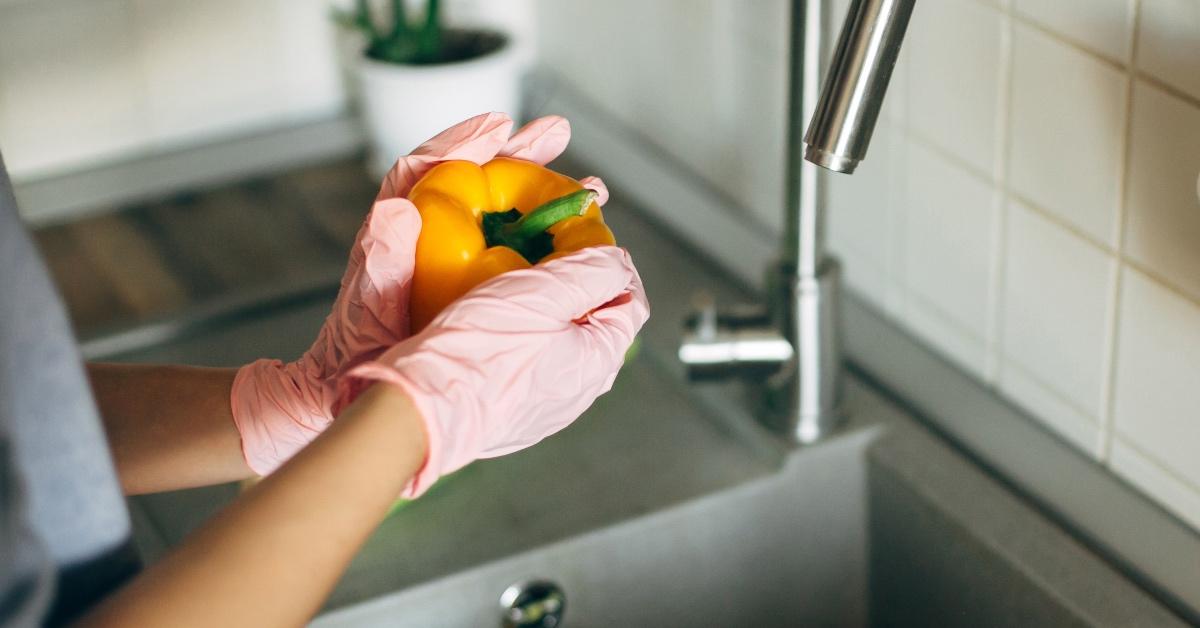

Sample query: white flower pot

[355,31,522,177]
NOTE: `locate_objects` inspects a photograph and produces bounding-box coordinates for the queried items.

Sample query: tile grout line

[1135,69,1200,111]
[882,100,1200,318]
[1007,190,1118,255]
[985,5,1016,384]
[897,125,1200,322]
[962,0,1200,508]
[998,356,1106,432]
[905,305,990,376]
[1098,262,1125,463]
[904,288,989,348]
[1098,0,1144,464]
[902,125,996,186]
[906,122,1140,271]
[901,275,1118,443]
[867,124,1200,314]
[870,0,1197,492]
[900,124,1147,272]
[1006,188,1200,311]
[1121,259,1200,309]
[1005,3,1133,72]
[887,41,911,329]
[1111,430,1200,497]
[886,269,1139,434]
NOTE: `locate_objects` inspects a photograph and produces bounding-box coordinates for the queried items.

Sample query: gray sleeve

[0,157,55,627]
[0,153,136,625]
[0,157,131,571]
[0,438,54,627]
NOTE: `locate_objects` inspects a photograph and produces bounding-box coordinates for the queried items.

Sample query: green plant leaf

[416,0,443,63]
[340,0,446,65]
[388,0,409,40]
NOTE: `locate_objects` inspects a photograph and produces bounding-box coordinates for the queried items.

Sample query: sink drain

[499,579,565,628]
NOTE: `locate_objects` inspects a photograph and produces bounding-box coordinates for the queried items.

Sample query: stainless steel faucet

[679,0,915,443]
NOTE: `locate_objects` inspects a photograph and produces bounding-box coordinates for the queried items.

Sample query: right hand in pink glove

[336,246,649,498]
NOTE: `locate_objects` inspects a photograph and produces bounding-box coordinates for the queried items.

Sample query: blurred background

[1,0,1198,619]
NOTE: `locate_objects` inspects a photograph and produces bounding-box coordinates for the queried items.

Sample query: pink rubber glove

[335,246,649,498]
[231,112,610,476]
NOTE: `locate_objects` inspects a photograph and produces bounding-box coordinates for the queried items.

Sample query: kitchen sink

[314,398,876,628]
[114,200,1185,627]
[306,371,1181,628]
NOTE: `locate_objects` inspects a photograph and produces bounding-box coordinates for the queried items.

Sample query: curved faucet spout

[804,0,917,174]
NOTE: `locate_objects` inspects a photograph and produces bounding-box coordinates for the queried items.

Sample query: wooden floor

[33,157,378,338]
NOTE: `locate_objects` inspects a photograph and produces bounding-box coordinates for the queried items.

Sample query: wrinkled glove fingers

[455,247,637,326]
[357,198,422,331]
[499,115,572,166]
[581,260,649,356]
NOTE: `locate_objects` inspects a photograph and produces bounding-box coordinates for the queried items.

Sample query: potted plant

[336,0,523,176]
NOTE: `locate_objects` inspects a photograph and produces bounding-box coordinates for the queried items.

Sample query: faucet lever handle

[680,292,793,381]
[683,293,772,334]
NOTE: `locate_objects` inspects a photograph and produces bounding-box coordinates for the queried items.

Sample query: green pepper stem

[500,188,597,246]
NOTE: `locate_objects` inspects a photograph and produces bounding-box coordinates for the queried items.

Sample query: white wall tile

[0,65,6,157]
[1137,0,1200,101]
[1124,81,1200,302]
[1112,269,1200,493]
[536,0,636,120]
[707,12,788,232]
[1008,24,1128,247]
[133,0,291,147]
[722,0,788,59]
[0,0,352,179]
[840,254,891,311]
[539,0,790,233]
[906,0,1004,176]
[828,124,898,273]
[541,0,716,183]
[529,0,1200,534]
[828,122,903,312]
[905,295,990,378]
[625,1,719,179]
[1000,361,1103,454]
[903,141,997,350]
[0,0,149,178]
[1014,0,1134,63]
[1110,438,1200,530]
[999,200,1116,455]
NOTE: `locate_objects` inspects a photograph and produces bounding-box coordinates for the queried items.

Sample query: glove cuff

[231,358,333,476]
[338,361,447,499]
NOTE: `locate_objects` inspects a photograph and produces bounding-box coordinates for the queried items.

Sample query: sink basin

[313,404,877,628]
[308,374,1182,628]
[114,201,1184,627]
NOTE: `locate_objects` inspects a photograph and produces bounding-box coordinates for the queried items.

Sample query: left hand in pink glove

[335,246,650,498]
[230,112,608,475]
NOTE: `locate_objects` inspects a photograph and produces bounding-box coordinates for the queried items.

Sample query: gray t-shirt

[0,154,138,626]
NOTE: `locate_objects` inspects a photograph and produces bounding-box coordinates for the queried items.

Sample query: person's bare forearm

[79,382,426,628]
[87,363,251,494]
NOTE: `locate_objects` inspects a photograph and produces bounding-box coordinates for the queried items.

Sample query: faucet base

[758,257,845,444]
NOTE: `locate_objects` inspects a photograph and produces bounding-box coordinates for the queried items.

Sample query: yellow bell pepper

[408,157,616,331]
